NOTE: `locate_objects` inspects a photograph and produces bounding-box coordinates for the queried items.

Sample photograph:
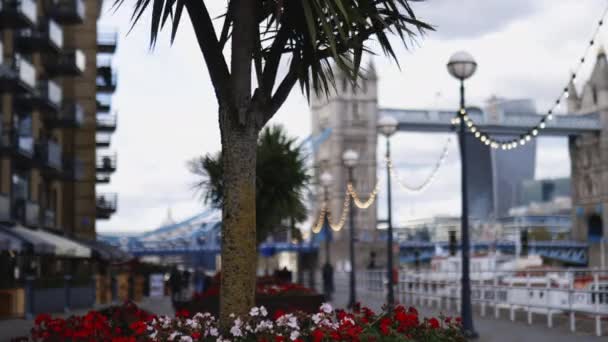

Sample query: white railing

[74,49,86,73]
[358,269,608,337]
[17,56,36,89]
[47,80,62,106]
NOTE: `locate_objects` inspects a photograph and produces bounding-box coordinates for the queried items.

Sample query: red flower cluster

[194,278,315,300]
[30,301,155,341]
[25,302,465,341]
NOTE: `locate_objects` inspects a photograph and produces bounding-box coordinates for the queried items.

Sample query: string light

[386,136,451,193]
[311,191,351,233]
[348,181,380,209]
[451,3,608,151]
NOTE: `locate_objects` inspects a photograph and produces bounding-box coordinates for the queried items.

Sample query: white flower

[168,332,179,341]
[320,303,333,313]
[230,325,243,337]
[260,306,268,317]
[312,313,322,324]
[287,316,299,329]
[290,331,300,341]
[229,313,236,318]
[250,307,260,316]
[180,337,193,342]
[209,327,219,336]
[255,320,274,333]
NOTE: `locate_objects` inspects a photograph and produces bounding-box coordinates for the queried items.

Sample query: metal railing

[38,140,62,169]
[97,193,117,212]
[359,268,608,337]
[39,79,62,107]
[96,153,117,171]
[44,209,55,229]
[1,0,37,25]
[48,19,63,49]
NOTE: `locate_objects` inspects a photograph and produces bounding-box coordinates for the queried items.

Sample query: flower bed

[182,277,324,316]
[25,302,465,341]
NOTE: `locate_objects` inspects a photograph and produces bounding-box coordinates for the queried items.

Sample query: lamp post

[378,115,398,308]
[320,171,334,299]
[343,149,359,308]
[447,50,478,339]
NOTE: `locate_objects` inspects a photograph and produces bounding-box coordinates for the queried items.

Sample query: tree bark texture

[219,110,259,325]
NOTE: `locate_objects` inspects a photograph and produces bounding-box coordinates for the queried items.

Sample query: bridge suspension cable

[452,3,608,151]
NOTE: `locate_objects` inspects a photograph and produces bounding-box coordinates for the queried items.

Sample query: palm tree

[189,125,309,244]
[114,0,431,322]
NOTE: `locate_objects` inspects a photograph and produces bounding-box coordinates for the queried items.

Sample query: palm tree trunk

[219,112,258,325]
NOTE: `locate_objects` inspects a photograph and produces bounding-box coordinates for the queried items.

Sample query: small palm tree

[189,125,309,243]
[114,0,431,322]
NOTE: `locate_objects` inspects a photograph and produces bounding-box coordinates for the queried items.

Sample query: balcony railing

[96,153,116,173]
[96,134,111,148]
[96,113,117,132]
[96,174,111,184]
[16,18,63,52]
[15,55,36,89]
[39,79,62,107]
[46,0,85,24]
[14,199,39,227]
[0,0,37,29]
[96,71,117,93]
[96,94,111,113]
[44,209,56,229]
[17,135,34,156]
[37,140,62,170]
[97,29,117,53]
[96,193,117,219]
[44,49,86,76]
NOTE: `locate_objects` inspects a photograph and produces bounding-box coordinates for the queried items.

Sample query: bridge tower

[569,48,608,267]
[310,64,379,268]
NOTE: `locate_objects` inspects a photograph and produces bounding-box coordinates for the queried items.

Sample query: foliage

[27,302,464,341]
[189,125,309,242]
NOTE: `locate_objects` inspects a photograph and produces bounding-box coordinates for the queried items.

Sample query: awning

[12,226,91,258]
[79,239,132,261]
[0,225,55,254]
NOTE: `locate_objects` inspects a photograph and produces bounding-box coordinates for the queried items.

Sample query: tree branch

[185,0,231,103]
[264,58,299,124]
[261,24,290,94]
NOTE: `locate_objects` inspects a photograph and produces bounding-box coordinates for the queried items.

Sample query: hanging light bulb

[474,132,481,138]
[547,113,554,121]
[539,122,546,129]
[459,108,466,115]
[470,126,477,133]
[467,120,473,128]
[520,139,526,146]
[525,135,531,141]
[480,135,487,142]
[532,129,539,136]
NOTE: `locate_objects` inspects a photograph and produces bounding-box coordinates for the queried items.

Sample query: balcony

[0,193,9,223]
[0,55,36,92]
[0,0,37,29]
[96,60,117,93]
[36,139,62,171]
[96,134,111,148]
[96,193,117,219]
[46,101,85,128]
[43,49,85,76]
[15,19,63,53]
[96,94,111,113]
[16,79,62,113]
[97,29,117,54]
[96,153,116,173]
[63,157,83,181]
[96,113,117,132]
[14,199,39,228]
[5,133,36,164]
[96,174,111,184]
[46,0,85,25]
[44,209,56,229]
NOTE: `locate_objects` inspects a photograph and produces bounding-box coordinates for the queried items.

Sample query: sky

[96,0,605,234]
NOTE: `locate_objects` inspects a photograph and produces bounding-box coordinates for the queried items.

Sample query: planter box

[175,293,326,316]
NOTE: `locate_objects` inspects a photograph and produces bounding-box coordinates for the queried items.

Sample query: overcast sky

[96,0,605,234]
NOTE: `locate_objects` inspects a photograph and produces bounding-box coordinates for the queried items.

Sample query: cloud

[414,0,541,40]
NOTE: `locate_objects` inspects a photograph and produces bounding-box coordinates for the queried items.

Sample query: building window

[588,214,603,243]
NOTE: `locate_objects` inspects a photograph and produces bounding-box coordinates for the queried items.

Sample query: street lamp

[447,50,478,339]
[378,115,398,308]
[320,171,334,300]
[342,149,359,308]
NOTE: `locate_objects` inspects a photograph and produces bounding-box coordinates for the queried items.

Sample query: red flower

[176,309,190,318]
[379,317,392,336]
[273,309,286,320]
[35,313,52,326]
[428,317,440,329]
[192,331,202,339]
[408,307,418,316]
[274,335,286,342]
[129,321,147,335]
[312,328,325,342]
